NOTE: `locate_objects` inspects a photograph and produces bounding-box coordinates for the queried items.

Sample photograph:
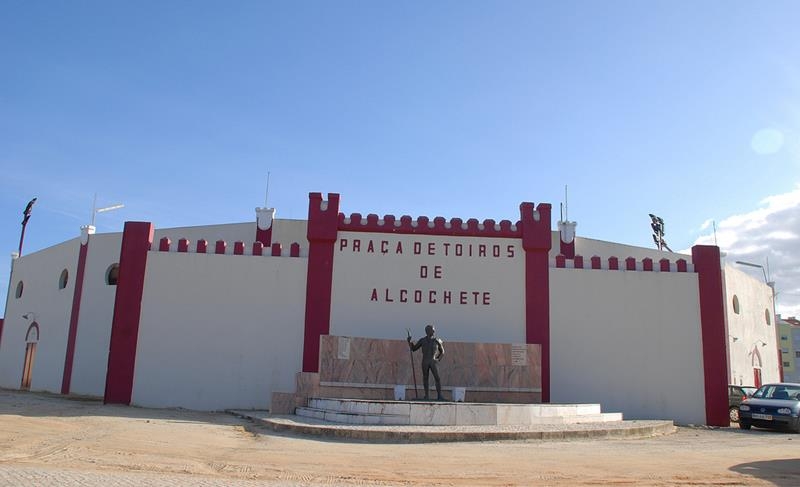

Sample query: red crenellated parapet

[556,255,566,268]
[338,210,520,238]
[197,239,207,253]
[574,255,584,269]
[252,242,263,256]
[643,258,653,271]
[234,242,244,255]
[271,243,282,256]
[660,258,670,272]
[591,255,602,269]
[159,237,170,252]
[215,240,226,255]
[290,242,300,257]
[178,238,190,253]
[608,256,619,270]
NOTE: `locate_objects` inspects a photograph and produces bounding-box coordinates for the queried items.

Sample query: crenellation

[159,237,171,252]
[337,206,524,238]
[178,238,190,253]
[552,254,693,273]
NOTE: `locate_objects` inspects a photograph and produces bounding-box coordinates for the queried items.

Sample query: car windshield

[752,384,800,400]
[741,387,757,396]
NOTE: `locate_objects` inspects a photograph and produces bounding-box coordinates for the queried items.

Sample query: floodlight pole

[18,197,37,256]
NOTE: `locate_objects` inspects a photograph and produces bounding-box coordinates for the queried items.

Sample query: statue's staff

[406,328,419,399]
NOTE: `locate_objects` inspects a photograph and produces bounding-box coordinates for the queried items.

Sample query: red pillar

[104,222,154,405]
[302,193,340,372]
[61,232,91,394]
[520,202,552,402]
[692,245,729,427]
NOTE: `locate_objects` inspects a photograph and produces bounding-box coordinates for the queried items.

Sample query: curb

[230,411,676,443]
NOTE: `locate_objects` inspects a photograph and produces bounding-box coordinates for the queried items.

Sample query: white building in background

[0,192,780,426]
[779,316,800,383]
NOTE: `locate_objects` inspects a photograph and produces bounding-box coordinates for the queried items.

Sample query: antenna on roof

[564,185,569,222]
[712,220,718,246]
[264,171,271,208]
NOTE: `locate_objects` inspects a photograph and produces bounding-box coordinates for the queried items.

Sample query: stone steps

[295,398,624,426]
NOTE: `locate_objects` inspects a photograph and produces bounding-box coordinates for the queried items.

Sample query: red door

[753,368,762,388]
[20,343,36,390]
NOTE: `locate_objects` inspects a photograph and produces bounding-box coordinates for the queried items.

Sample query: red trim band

[61,240,89,394]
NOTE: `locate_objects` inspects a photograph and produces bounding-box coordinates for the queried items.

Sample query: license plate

[752,413,773,420]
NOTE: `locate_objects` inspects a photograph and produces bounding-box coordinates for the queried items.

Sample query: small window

[106,264,120,285]
[795,351,800,358]
[782,348,789,354]
[782,336,789,341]
[784,362,791,367]
[732,295,740,314]
[15,281,23,299]
[765,309,771,326]
[58,269,69,289]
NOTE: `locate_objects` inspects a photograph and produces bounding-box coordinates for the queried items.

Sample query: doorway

[21,322,39,391]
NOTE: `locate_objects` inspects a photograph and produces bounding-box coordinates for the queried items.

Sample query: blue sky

[2,1,800,316]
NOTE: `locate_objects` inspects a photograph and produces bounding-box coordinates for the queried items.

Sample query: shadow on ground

[731,459,800,487]
[0,388,248,426]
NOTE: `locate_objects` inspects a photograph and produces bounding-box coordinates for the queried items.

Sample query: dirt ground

[1,390,798,486]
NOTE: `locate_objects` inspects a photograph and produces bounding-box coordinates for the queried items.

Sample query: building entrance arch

[751,347,763,388]
[21,322,39,391]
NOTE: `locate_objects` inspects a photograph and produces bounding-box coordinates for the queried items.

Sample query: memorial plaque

[337,336,351,359]
[511,344,528,366]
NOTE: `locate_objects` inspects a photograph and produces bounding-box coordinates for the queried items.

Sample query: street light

[735,259,782,380]
[735,260,769,284]
[90,194,124,227]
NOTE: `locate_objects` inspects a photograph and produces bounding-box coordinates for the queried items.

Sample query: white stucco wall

[550,267,707,424]
[0,239,79,392]
[722,265,780,386]
[68,232,124,397]
[330,232,525,343]
[131,251,307,411]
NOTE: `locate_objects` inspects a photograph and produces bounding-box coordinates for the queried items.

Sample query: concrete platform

[228,408,676,443]
[296,397,624,426]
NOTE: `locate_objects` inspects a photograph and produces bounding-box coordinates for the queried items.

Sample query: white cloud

[688,185,800,319]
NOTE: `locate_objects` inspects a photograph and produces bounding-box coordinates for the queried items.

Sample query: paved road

[0,465,322,487]
[1,390,799,486]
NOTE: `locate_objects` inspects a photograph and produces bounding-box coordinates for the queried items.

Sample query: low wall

[318,335,541,403]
